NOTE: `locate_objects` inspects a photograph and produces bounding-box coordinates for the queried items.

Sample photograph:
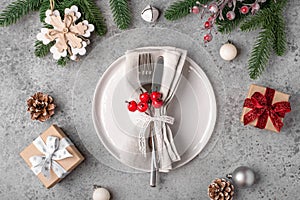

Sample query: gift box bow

[243,87,291,132]
[29,135,73,179]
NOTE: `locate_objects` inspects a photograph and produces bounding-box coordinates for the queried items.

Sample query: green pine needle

[39,0,49,23]
[79,0,107,36]
[109,0,131,30]
[248,28,274,80]
[240,13,265,32]
[272,14,286,56]
[165,0,209,21]
[57,56,70,66]
[34,40,54,57]
[217,15,245,34]
[0,0,43,26]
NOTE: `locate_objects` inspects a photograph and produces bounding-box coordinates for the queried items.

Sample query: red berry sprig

[126,90,164,113]
[190,0,267,43]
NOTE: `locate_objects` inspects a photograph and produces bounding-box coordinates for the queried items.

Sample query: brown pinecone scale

[208,178,234,200]
[27,92,56,122]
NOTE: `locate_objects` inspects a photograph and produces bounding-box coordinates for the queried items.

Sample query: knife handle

[150,144,157,187]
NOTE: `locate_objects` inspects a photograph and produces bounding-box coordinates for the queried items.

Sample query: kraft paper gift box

[241,84,291,133]
[20,124,84,188]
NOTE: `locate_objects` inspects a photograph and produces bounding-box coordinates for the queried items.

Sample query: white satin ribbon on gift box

[29,136,73,179]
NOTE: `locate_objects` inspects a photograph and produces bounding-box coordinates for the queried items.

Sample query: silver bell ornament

[141,5,160,23]
[227,166,256,188]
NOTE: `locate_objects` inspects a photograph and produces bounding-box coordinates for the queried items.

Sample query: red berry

[204,21,211,29]
[150,91,162,101]
[137,102,148,112]
[152,99,163,109]
[191,6,200,14]
[240,6,249,14]
[203,33,212,42]
[208,3,218,13]
[127,101,137,112]
[139,92,150,103]
[226,11,236,20]
[207,16,214,22]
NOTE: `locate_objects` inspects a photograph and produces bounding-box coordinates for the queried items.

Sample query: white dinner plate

[92,54,217,172]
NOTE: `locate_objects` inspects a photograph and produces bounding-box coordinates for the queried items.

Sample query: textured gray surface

[0,0,300,199]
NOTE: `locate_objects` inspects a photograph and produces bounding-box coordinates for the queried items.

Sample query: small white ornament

[219,42,238,61]
[93,187,111,200]
[141,5,160,23]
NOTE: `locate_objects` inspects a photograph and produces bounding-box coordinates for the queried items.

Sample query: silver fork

[138,53,153,92]
[137,53,158,187]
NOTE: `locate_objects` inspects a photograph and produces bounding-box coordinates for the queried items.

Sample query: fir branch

[217,15,245,34]
[165,0,210,21]
[57,56,70,66]
[240,12,265,32]
[272,14,286,56]
[0,0,43,26]
[39,0,51,23]
[248,28,274,79]
[34,40,54,57]
[109,0,131,30]
[78,0,107,36]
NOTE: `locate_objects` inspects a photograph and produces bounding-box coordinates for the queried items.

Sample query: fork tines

[138,53,154,84]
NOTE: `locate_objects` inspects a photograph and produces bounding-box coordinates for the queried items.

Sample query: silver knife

[149,56,164,187]
[152,56,164,92]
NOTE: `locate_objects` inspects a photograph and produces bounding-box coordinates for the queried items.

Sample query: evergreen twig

[217,15,245,34]
[272,14,286,56]
[34,40,54,57]
[78,0,107,36]
[248,28,274,79]
[165,0,210,21]
[57,56,70,66]
[109,0,131,30]
[0,0,43,26]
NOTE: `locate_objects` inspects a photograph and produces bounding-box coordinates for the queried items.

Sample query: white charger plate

[92,54,217,172]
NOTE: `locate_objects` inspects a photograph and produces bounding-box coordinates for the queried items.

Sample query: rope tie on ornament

[49,0,55,13]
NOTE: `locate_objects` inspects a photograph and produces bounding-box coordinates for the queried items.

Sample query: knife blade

[152,56,164,92]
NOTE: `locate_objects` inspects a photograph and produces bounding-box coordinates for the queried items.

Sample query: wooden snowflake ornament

[37,5,94,61]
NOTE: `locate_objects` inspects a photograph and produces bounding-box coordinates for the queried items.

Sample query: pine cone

[208,178,234,200]
[27,92,56,122]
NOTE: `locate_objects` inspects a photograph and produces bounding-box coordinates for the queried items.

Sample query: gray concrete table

[1,0,300,199]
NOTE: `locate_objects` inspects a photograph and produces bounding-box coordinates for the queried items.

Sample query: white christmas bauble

[141,5,160,23]
[219,43,238,61]
[93,187,111,200]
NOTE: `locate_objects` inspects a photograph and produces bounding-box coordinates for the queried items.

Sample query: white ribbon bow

[29,136,73,179]
[137,114,174,157]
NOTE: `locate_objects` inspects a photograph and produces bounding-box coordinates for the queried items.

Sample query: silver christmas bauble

[228,166,255,188]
